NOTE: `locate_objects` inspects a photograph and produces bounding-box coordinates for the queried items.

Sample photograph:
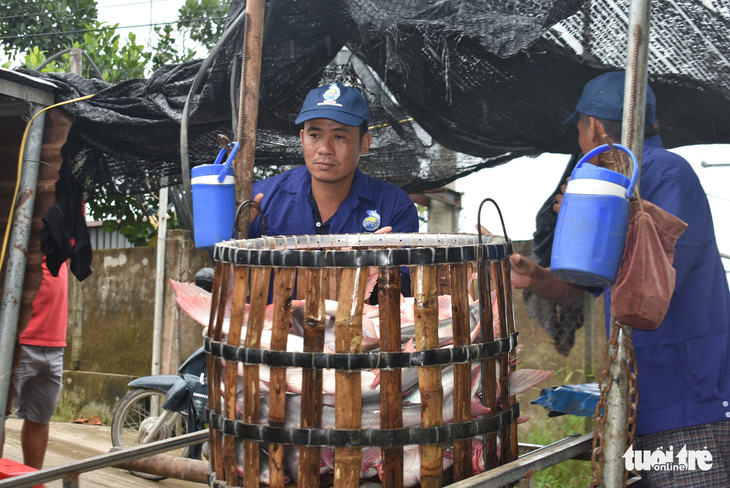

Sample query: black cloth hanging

[40,164,92,281]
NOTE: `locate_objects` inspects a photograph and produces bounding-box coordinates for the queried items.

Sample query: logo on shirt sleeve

[362,210,381,231]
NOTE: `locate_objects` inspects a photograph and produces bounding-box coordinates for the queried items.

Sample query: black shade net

[18,0,730,199]
[15,0,730,353]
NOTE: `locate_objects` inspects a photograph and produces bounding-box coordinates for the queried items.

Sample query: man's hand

[375,226,392,234]
[477,224,493,236]
[510,253,538,289]
[553,177,569,214]
[249,193,264,223]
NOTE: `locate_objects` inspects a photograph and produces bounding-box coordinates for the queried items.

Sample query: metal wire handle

[476,197,509,248]
[233,199,266,239]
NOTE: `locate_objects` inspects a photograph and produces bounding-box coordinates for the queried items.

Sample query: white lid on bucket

[564,178,628,198]
[192,174,236,185]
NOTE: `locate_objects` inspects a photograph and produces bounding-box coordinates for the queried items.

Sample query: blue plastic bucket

[191,143,239,249]
[550,144,638,287]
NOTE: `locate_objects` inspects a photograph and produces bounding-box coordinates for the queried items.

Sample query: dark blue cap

[562,72,656,125]
[295,82,370,127]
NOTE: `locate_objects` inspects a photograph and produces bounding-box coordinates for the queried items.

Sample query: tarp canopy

[22,0,730,199]
[17,0,730,355]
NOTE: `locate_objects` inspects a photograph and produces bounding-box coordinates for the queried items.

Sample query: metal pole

[601,1,651,486]
[233,0,266,238]
[0,108,47,442]
[69,49,82,75]
[151,186,169,377]
[583,292,596,434]
[622,0,651,182]
[601,324,631,488]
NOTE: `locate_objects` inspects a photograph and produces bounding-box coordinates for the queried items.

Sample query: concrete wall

[62,229,212,414]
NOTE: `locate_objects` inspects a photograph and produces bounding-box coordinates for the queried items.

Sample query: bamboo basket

[205,232,519,487]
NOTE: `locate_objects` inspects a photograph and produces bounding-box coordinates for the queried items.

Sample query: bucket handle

[575,143,639,199]
[233,199,266,239]
[212,141,240,183]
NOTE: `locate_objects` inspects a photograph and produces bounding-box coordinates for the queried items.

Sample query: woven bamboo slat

[205,233,520,488]
[268,268,296,487]
[477,259,499,471]
[208,261,230,481]
[493,261,512,464]
[413,265,443,487]
[450,263,473,481]
[241,267,270,487]
[224,266,249,484]
[378,266,404,488]
[333,267,368,487]
[503,260,520,462]
[298,268,327,487]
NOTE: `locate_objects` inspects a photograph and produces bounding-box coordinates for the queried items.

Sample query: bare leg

[20,419,49,469]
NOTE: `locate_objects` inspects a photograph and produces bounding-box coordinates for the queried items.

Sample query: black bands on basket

[205,332,518,370]
[212,233,512,268]
[206,404,519,447]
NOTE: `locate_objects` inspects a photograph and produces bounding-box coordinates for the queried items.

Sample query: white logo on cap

[318,83,343,107]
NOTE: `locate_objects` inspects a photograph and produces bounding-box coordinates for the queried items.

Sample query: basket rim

[213,233,512,267]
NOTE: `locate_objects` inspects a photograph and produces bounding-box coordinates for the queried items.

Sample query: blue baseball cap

[295,82,370,127]
[562,72,656,125]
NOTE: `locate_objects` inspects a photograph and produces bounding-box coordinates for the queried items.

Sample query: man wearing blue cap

[248,82,418,239]
[508,72,730,486]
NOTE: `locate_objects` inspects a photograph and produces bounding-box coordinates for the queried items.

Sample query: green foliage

[18,21,153,82]
[2,1,228,246]
[0,0,98,60]
[85,192,183,248]
[151,24,198,70]
[80,23,152,82]
[521,412,594,487]
[87,195,155,248]
[177,0,228,50]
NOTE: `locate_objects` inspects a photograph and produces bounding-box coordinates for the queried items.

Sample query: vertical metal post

[583,292,595,433]
[69,49,82,75]
[583,293,596,384]
[601,1,651,486]
[0,108,47,441]
[151,186,169,377]
[622,0,652,175]
[67,49,84,371]
[601,324,631,488]
[70,278,83,370]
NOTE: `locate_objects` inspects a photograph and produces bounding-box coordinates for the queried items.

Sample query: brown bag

[610,199,688,330]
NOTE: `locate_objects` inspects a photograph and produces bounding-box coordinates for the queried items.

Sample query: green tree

[17,21,181,246]
[177,0,229,50]
[0,0,98,60]
[150,24,199,71]
[6,1,231,246]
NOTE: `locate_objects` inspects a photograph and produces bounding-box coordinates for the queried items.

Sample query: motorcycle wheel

[111,388,189,480]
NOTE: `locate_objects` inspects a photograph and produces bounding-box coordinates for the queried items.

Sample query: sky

[93,0,730,273]
[96,0,188,53]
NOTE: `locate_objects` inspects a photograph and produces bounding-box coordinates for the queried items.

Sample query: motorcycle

[110,345,209,480]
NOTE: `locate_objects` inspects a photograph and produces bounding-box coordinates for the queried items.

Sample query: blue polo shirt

[249,165,419,237]
[620,136,730,436]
